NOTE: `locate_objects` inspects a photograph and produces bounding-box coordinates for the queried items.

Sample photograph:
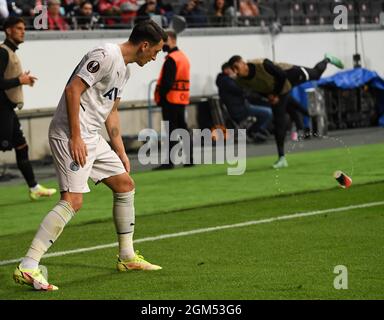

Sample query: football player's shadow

[46,262,136,288]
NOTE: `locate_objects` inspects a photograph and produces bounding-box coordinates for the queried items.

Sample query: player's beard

[137,58,145,67]
[136,51,150,67]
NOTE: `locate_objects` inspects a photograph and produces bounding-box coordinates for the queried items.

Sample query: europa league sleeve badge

[334,171,352,189]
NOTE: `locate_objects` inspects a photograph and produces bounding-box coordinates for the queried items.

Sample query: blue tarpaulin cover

[290,68,384,127]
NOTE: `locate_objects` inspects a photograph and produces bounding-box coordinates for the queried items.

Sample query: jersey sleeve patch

[86,61,100,73]
[76,48,110,87]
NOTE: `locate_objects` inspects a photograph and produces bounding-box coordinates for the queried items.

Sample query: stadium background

[0,24,383,163]
[0,0,384,301]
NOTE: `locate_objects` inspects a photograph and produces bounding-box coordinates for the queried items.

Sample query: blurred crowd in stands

[0,0,383,30]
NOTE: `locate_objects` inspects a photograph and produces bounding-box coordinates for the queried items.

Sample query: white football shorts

[49,135,126,193]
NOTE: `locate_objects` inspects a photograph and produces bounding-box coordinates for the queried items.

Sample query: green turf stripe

[2,199,383,267]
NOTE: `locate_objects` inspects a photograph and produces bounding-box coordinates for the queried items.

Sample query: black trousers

[285,59,329,87]
[273,59,329,158]
[0,105,27,151]
[161,103,193,165]
[272,94,289,158]
[0,105,36,187]
[286,96,310,131]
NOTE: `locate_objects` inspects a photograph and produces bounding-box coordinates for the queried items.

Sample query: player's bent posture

[13,20,168,291]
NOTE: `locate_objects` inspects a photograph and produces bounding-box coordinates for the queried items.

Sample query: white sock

[118,234,135,261]
[20,201,75,270]
[113,191,136,260]
[30,184,40,192]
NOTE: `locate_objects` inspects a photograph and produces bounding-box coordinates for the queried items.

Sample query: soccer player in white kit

[13,21,168,291]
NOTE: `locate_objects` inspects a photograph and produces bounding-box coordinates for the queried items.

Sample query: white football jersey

[49,43,130,142]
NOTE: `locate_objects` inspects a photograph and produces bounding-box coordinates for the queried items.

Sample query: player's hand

[119,153,131,174]
[268,94,280,105]
[69,136,88,168]
[19,71,38,87]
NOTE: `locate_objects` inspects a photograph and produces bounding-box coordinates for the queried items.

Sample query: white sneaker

[273,157,288,169]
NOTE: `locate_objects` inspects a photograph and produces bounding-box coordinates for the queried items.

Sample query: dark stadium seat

[304,0,320,25]
[275,0,293,25]
[273,0,306,25]
[258,1,277,26]
[318,0,333,25]
[371,0,384,24]
[345,0,372,24]
[291,0,305,25]
[358,1,372,24]
[318,0,333,14]
[305,0,319,17]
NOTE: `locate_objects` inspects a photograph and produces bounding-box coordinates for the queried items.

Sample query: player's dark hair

[3,17,25,32]
[129,20,168,46]
[221,62,231,72]
[228,55,243,68]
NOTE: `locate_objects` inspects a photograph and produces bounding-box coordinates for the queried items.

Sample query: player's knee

[121,175,135,193]
[71,199,83,212]
[61,193,83,212]
[128,176,135,190]
[104,173,135,193]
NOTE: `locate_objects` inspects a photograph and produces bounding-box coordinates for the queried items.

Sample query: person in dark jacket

[179,0,208,28]
[70,1,100,30]
[0,17,56,200]
[154,29,193,170]
[216,62,272,142]
[135,0,165,25]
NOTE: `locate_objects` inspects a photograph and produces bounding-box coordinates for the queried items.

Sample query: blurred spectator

[158,0,174,23]
[6,1,22,17]
[208,0,235,27]
[47,0,69,30]
[239,0,259,16]
[179,0,208,28]
[7,1,36,18]
[98,0,123,27]
[98,0,122,17]
[120,1,139,25]
[62,0,82,15]
[238,0,259,25]
[135,0,165,25]
[7,1,37,29]
[0,0,9,23]
[216,62,272,142]
[70,1,100,29]
[98,0,139,27]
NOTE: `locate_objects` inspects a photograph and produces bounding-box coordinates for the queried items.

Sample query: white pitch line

[1,200,384,267]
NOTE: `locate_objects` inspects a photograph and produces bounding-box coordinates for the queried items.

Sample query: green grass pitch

[0,143,383,299]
